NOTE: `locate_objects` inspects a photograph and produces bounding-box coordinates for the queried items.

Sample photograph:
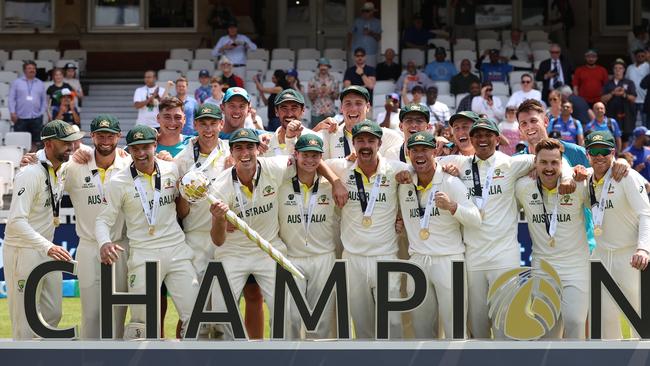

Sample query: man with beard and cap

[399,131,481,339]
[384,104,432,162]
[63,115,131,339]
[262,88,313,157]
[4,120,81,339]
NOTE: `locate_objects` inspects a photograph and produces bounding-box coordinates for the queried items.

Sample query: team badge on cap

[99,120,110,128]
[414,134,425,141]
[133,132,144,139]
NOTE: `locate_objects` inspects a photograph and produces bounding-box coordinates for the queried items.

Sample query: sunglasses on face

[588,147,613,156]
[485,88,493,92]
[521,80,532,84]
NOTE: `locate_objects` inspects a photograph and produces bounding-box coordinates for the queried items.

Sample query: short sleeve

[365,66,376,77]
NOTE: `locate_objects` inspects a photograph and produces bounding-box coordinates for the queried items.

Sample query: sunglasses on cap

[587,147,613,156]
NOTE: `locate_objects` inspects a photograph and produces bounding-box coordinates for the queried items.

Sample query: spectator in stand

[629,25,649,62]
[217,56,244,92]
[471,81,504,120]
[63,62,84,103]
[286,69,304,94]
[402,14,432,50]
[212,20,257,77]
[133,70,165,129]
[426,86,450,126]
[623,126,650,181]
[174,77,198,135]
[500,28,532,62]
[572,49,609,106]
[203,77,224,106]
[602,58,637,139]
[347,2,382,66]
[423,47,457,82]
[507,73,542,108]
[194,69,212,104]
[307,58,339,126]
[457,80,481,112]
[536,43,574,103]
[476,49,513,83]
[254,70,290,131]
[50,88,80,125]
[377,93,401,130]
[497,106,520,156]
[46,68,73,120]
[559,85,592,126]
[585,102,623,151]
[395,60,433,92]
[450,58,480,95]
[344,47,377,102]
[451,0,476,39]
[375,48,401,81]
[548,100,584,145]
[626,48,650,125]
[546,89,563,121]
[401,84,427,108]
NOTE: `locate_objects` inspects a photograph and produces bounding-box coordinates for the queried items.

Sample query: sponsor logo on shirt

[263,185,275,197]
[559,194,573,206]
[317,195,330,205]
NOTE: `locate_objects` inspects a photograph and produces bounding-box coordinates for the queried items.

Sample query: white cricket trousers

[342,251,403,339]
[184,231,215,280]
[3,245,61,340]
[77,238,129,339]
[127,244,199,338]
[591,246,641,339]
[285,251,337,339]
[406,253,466,339]
[466,267,517,339]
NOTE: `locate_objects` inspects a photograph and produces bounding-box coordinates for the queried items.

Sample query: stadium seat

[509,60,533,69]
[324,48,347,62]
[477,30,499,40]
[527,30,549,42]
[246,59,268,72]
[508,71,530,87]
[492,82,509,96]
[185,69,202,81]
[264,69,276,82]
[373,106,384,120]
[191,59,215,71]
[374,80,396,95]
[372,93,386,107]
[194,48,214,60]
[494,95,508,106]
[297,48,320,61]
[35,60,54,71]
[3,60,23,75]
[256,106,268,126]
[401,48,426,68]
[55,59,79,69]
[453,50,477,64]
[245,70,261,82]
[428,38,451,52]
[0,119,10,135]
[531,41,550,51]
[454,39,476,51]
[432,81,450,95]
[37,49,61,62]
[270,59,294,71]
[532,50,551,62]
[157,69,182,82]
[511,83,522,92]
[0,146,22,168]
[501,30,511,42]
[330,71,343,83]
[4,132,32,152]
[156,81,174,96]
[165,59,190,74]
[437,94,455,108]
[188,81,201,94]
[0,50,8,66]
[297,59,318,71]
[478,39,502,54]
[271,48,296,62]
[0,159,14,193]
[62,49,87,61]
[11,49,34,60]
[455,93,469,106]
[248,48,270,62]
[297,70,314,82]
[169,48,193,61]
[0,83,9,99]
[329,59,347,73]
[0,107,9,120]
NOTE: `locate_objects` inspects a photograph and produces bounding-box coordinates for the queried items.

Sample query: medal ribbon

[536,178,560,238]
[231,162,262,221]
[292,175,320,241]
[414,181,439,232]
[354,170,382,218]
[41,162,63,222]
[130,162,161,229]
[192,138,223,172]
[589,168,613,229]
[471,156,495,211]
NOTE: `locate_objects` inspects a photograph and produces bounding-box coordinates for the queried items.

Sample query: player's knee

[123,322,147,340]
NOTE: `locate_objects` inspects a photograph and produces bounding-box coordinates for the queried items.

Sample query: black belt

[233,64,245,67]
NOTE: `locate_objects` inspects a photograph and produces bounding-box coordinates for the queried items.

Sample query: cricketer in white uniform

[399,129,481,339]
[64,114,130,339]
[316,86,403,159]
[383,104,433,163]
[449,111,480,157]
[262,89,314,157]
[175,103,230,280]
[585,130,650,339]
[278,134,339,339]
[515,138,590,339]
[326,120,409,339]
[4,120,81,339]
[96,125,199,339]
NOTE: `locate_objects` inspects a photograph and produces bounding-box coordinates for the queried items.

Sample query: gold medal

[594,226,603,237]
[549,237,555,247]
[53,217,60,227]
[148,226,155,235]
[362,216,372,227]
[419,229,430,240]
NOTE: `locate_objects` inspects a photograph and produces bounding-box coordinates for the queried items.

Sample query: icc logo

[488,259,562,340]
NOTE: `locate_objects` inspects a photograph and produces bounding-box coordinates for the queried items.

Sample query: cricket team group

[3,84,650,341]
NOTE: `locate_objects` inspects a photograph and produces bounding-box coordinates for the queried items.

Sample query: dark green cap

[274,88,305,106]
[351,120,382,139]
[407,131,436,149]
[126,125,158,146]
[295,134,324,153]
[470,117,500,136]
[229,128,260,146]
[195,103,223,120]
[340,85,370,102]
[449,111,479,127]
[585,130,616,149]
[399,103,430,121]
[41,120,85,141]
[90,114,121,133]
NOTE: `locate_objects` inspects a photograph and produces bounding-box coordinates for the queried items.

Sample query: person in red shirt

[572,49,609,106]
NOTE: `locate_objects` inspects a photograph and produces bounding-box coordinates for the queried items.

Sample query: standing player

[384,104,433,162]
[399,131,481,339]
[449,111,479,156]
[585,130,650,339]
[515,138,590,339]
[4,120,80,339]
[325,121,408,338]
[262,89,311,157]
[96,125,199,339]
[64,114,130,339]
[278,134,339,339]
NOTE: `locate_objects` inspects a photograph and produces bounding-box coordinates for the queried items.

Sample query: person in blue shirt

[347,2,382,66]
[423,47,457,81]
[174,78,199,136]
[623,126,650,181]
[476,49,513,83]
[154,97,192,157]
[548,100,585,146]
[402,14,432,49]
[584,102,622,151]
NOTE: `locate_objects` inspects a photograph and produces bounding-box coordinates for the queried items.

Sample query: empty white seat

[428,38,451,51]
[0,107,9,119]
[296,59,318,71]
[3,60,24,75]
[0,119,10,135]
[0,146,23,168]
[531,41,550,51]
[0,50,9,66]
[453,50,477,64]
[532,50,551,62]
[324,48,347,61]
[372,106,384,120]
[297,48,320,61]
[432,81,450,95]
[437,94,455,108]
[245,59,268,72]
[372,93,386,107]
[374,80,396,94]
[188,81,201,94]
[508,71,530,86]
[509,60,532,69]
[248,48,270,62]
[11,49,34,60]
[4,132,32,152]
[185,69,202,81]
[494,95,508,106]
[491,82,509,96]
[37,49,60,62]
[194,48,214,60]
[477,30,499,40]
[501,30,511,42]
[35,60,53,71]
[401,48,426,68]
[245,70,261,82]
[191,59,215,71]
[156,81,174,96]
[165,59,190,74]
[271,48,296,62]
[0,72,17,84]
[169,48,193,61]
[329,59,347,73]
[527,30,549,42]
[478,39,502,54]
[0,159,14,193]
[63,49,87,61]
[454,38,476,51]
[264,69,276,82]
[297,70,314,82]
[269,59,294,71]
[157,69,182,82]
[330,71,343,83]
